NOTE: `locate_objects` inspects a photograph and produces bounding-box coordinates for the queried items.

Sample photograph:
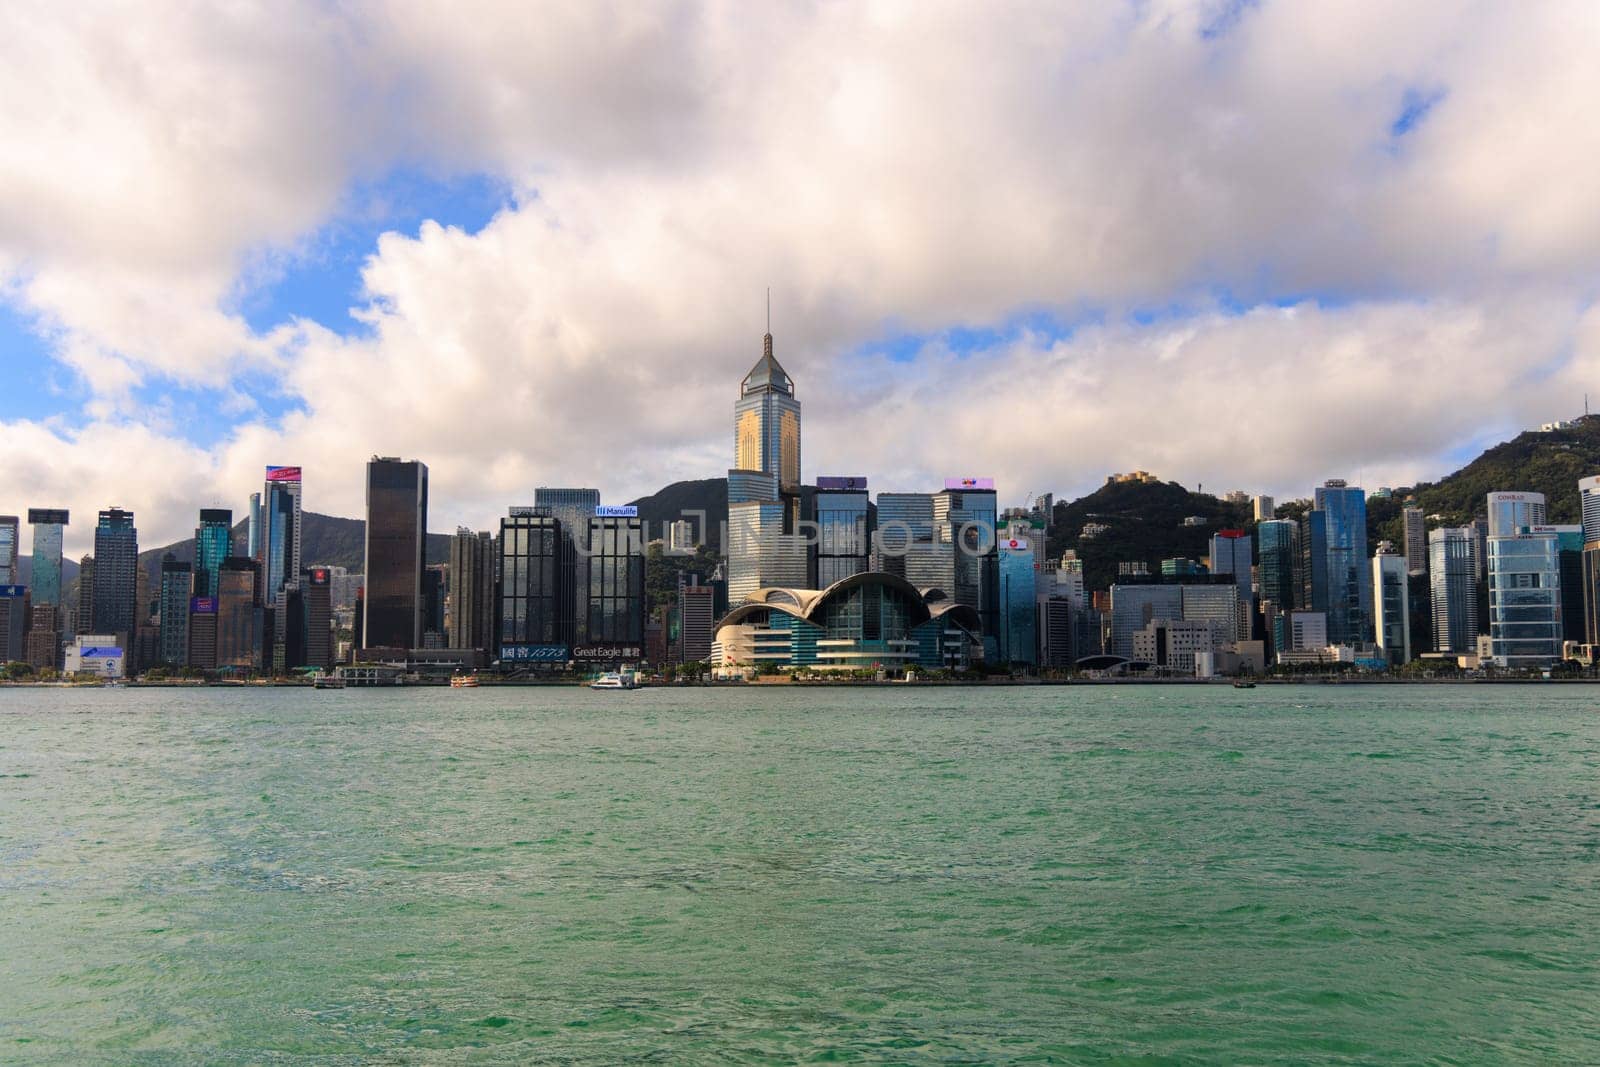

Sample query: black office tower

[362,457,428,650]
[91,508,138,649]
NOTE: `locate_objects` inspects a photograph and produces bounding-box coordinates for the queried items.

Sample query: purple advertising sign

[189,596,218,614]
[943,477,995,491]
[816,476,868,491]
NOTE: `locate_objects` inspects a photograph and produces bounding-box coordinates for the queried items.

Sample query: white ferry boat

[589,670,639,691]
[450,673,480,688]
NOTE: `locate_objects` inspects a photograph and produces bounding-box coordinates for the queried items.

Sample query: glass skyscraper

[0,515,17,585]
[363,458,428,650]
[734,330,801,493]
[998,530,1036,665]
[91,508,139,647]
[26,509,68,607]
[1429,526,1479,653]
[1257,518,1297,612]
[262,466,302,608]
[193,508,233,598]
[1312,480,1370,645]
[533,487,599,641]
[814,480,870,587]
[1484,492,1562,667]
[499,509,571,653]
[158,555,192,667]
[728,324,804,604]
[586,515,646,645]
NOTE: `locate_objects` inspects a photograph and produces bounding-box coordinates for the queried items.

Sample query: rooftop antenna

[766,287,770,334]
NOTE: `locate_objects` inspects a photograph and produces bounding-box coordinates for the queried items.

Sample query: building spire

[763,287,773,360]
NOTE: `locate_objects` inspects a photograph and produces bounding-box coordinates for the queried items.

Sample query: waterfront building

[1252,495,1275,522]
[26,604,61,671]
[1296,509,1328,623]
[713,574,984,673]
[1257,518,1297,613]
[188,597,217,670]
[1132,618,1217,675]
[873,492,941,585]
[1403,506,1427,577]
[1312,480,1371,645]
[194,508,233,598]
[1209,528,1254,637]
[1108,585,1183,659]
[1429,527,1480,653]
[1484,493,1561,668]
[215,558,259,671]
[0,585,26,663]
[727,500,808,605]
[814,477,871,587]
[158,555,192,667]
[1287,610,1328,652]
[998,526,1036,666]
[533,487,600,642]
[1179,583,1242,645]
[297,567,334,669]
[586,513,645,645]
[0,515,17,585]
[499,508,571,660]
[678,578,716,663]
[91,508,138,650]
[937,482,1000,653]
[363,457,428,650]
[261,466,302,607]
[65,634,124,678]
[26,509,67,607]
[1372,542,1411,666]
[1548,525,1586,644]
[447,529,496,652]
[1584,542,1600,646]
[76,554,94,636]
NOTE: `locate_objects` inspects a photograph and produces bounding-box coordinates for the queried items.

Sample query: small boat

[589,670,639,691]
[1233,680,1257,689]
[312,674,346,690]
[450,673,479,688]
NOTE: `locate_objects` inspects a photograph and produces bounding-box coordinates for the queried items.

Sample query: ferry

[312,674,346,690]
[1233,680,1257,689]
[589,670,640,691]
[450,673,480,688]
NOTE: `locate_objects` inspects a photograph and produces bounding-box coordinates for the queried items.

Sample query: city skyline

[5,5,1600,554]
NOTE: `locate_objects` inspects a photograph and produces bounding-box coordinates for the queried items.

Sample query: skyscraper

[938,482,1000,653]
[1257,518,1297,612]
[728,320,805,605]
[1209,528,1254,638]
[1484,492,1561,667]
[533,487,600,642]
[298,567,334,669]
[91,508,138,649]
[1580,475,1600,545]
[262,466,302,607]
[158,555,192,667]
[26,509,68,607]
[1251,495,1275,522]
[362,457,428,650]
[194,508,233,598]
[1402,506,1427,578]
[447,528,497,652]
[998,525,1036,665]
[814,477,871,587]
[247,491,262,560]
[1372,542,1410,665]
[1312,480,1370,645]
[215,558,259,671]
[0,515,17,585]
[76,554,94,636]
[586,514,646,645]
[499,508,572,659]
[1429,527,1479,654]
[734,321,801,493]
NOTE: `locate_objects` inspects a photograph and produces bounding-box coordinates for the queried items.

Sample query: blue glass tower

[194,509,233,598]
[1311,481,1369,645]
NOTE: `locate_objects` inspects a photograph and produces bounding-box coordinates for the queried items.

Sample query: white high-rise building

[1251,495,1275,522]
[1372,542,1411,665]
[1429,527,1479,653]
[1580,475,1600,545]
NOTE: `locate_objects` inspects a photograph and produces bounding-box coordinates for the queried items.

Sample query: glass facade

[998,536,1036,665]
[586,516,645,643]
[262,470,302,608]
[362,459,428,649]
[1487,534,1562,667]
[1312,482,1370,645]
[1486,492,1545,538]
[26,509,68,607]
[1372,552,1410,665]
[194,508,233,598]
[499,511,570,648]
[533,487,599,642]
[1585,544,1600,646]
[0,516,16,585]
[1257,519,1297,612]
[734,333,801,492]
[814,487,870,587]
[1429,527,1478,653]
[91,508,139,645]
[158,557,192,666]
[937,488,999,651]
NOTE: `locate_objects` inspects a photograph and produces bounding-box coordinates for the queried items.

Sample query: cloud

[4,1,1600,554]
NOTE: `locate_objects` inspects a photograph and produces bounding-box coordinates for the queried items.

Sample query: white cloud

[4,1,1600,553]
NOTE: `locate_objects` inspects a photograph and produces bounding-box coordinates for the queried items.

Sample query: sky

[5,0,1600,555]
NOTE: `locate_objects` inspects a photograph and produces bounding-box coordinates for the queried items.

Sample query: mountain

[135,511,452,585]
[627,478,728,549]
[15,555,80,589]
[1045,477,1252,591]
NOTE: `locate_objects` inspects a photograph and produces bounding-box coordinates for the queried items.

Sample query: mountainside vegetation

[627,478,728,550]
[136,511,452,585]
[1046,478,1252,591]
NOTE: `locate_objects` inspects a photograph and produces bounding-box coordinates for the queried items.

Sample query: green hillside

[137,511,451,585]
[627,478,728,550]
[1046,478,1252,591]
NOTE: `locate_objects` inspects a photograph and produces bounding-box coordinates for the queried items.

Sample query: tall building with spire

[728,307,808,604]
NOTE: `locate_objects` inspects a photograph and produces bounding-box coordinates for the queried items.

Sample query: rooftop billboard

[944,477,995,491]
[816,476,868,491]
[595,505,639,518]
[265,465,302,482]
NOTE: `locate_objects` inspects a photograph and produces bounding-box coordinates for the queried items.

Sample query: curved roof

[717,571,961,631]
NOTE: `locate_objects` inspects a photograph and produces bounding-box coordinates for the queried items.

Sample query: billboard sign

[0,585,24,598]
[500,643,569,663]
[816,476,868,491]
[265,465,302,482]
[26,508,68,525]
[190,596,217,614]
[307,568,330,584]
[595,505,639,518]
[573,643,644,661]
[944,477,995,491]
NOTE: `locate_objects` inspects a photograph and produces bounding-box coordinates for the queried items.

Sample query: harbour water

[2,685,1597,1063]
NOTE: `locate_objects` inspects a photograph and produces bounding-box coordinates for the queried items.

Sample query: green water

[1,685,1597,1064]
